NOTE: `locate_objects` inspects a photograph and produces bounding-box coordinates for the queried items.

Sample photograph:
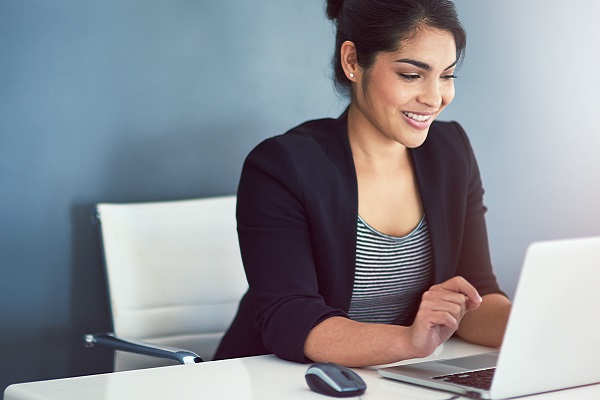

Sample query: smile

[402,112,432,122]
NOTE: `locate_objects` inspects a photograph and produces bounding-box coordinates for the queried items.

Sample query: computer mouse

[305,362,367,398]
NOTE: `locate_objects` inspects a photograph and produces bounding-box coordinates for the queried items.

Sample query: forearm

[304,316,418,367]
[304,277,486,367]
[456,293,512,348]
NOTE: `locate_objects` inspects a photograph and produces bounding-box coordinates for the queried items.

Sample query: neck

[347,104,410,173]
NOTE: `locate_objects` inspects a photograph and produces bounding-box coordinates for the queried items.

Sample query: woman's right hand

[407,276,482,357]
[304,276,482,366]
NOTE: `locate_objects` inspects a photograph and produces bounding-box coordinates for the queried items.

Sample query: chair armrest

[84,332,204,364]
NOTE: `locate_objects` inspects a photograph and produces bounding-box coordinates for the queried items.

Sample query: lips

[403,112,431,122]
[402,111,435,130]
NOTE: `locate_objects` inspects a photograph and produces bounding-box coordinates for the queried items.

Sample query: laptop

[378,236,600,399]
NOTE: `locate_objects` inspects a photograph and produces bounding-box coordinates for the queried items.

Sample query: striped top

[348,214,434,326]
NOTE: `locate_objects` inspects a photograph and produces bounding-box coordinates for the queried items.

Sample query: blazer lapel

[410,145,455,285]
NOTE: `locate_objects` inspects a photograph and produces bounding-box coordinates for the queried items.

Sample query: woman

[215,0,511,367]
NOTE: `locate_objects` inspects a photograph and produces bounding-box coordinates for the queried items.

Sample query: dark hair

[326,0,466,97]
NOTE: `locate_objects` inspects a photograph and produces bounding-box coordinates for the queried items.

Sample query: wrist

[393,325,430,360]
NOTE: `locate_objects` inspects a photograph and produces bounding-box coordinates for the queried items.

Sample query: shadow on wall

[1,328,74,392]
[68,202,113,377]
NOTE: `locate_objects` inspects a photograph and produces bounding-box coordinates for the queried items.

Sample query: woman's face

[351,27,457,149]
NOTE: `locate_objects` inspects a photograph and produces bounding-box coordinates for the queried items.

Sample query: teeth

[404,112,431,122]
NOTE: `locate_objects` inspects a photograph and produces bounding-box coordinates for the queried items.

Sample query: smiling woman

[343,27,457,150]
[215,0,512,367]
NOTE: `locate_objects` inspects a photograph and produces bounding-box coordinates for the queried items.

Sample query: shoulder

[239,114,354,201]
[417,120,476,163]
[426,120,471,150]
[245,115,348,167]
[258,116,344,153]
[411,120,479,186]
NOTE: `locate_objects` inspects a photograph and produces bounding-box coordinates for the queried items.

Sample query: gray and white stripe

[348,215,434,326]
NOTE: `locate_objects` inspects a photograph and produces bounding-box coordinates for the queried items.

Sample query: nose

[417,80,443,109]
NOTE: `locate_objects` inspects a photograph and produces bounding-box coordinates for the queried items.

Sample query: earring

[349,73,354,78]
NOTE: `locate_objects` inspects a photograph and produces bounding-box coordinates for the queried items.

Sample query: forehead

[385,27,457,67]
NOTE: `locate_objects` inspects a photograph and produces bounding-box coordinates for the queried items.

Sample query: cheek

[376,81,412,108]
[368,72,409,106]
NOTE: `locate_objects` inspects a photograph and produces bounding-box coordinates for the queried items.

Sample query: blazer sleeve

[452,122,506,297]
[236,136,347,362]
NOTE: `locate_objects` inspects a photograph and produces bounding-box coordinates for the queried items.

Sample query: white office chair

[84,195,248,371]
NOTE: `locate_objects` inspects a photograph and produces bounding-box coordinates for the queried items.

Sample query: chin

[404,132,430,149]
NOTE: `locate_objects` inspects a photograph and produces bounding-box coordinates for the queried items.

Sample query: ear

[340,40,360,82]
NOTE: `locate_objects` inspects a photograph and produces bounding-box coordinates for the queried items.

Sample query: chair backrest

[97,195,247,371]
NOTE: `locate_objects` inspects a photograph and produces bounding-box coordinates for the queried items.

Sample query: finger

[418,309,460,332]
[425,286,473,317]
[425,297,466,322]
[419,294,469,330]
[421,290,467,315]
[436,276,482,309]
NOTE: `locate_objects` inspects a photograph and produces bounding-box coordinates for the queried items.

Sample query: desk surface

[5,338,600,400]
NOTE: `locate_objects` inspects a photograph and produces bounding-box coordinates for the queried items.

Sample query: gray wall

[2,0,599,392]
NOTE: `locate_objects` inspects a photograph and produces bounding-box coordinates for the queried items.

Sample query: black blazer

[215,111,503,363]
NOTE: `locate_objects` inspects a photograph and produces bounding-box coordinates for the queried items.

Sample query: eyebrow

[395,58,457,71]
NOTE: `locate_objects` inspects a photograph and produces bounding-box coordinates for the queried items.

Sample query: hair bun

[326,0,344,20]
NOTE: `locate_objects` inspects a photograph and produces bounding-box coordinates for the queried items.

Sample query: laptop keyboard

[432,368,496,390]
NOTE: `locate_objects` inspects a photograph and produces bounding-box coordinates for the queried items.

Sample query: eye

[399,73,421,81]
[441,74,458,80]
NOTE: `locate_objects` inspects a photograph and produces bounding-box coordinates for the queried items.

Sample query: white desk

[5,338,600,400]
